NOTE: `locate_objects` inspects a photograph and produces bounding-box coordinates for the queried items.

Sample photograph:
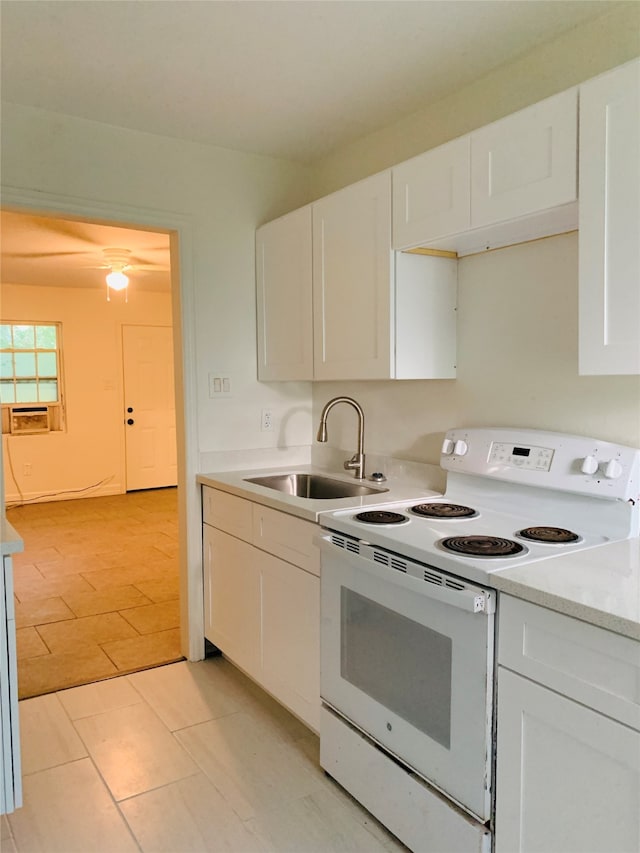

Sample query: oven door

[319,533,495,822]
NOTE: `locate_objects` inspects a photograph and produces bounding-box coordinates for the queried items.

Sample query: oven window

[340,588,452,748]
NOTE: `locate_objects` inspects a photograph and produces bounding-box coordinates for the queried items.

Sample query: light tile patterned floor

[2,658,406,852]
[7,489,182,699]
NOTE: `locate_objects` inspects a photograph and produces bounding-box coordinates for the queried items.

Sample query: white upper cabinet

[392,136,471,250]
[578,59,640,376]
[471,88,578,227]
[312,172,394,380]
[256,172,457,382]
[256,206,313,381]
[392,88,578,254]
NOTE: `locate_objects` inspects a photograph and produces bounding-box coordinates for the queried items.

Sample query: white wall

[2,283,173,503]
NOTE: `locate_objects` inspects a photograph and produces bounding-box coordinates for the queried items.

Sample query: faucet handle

[344,453,365,479]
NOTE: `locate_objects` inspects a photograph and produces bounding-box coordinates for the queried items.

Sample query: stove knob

[441,438,455,455]
[454,439,468,456]
[603,459,623,479]
[581,455,598,475]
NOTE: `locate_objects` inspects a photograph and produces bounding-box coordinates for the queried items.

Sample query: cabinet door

[256,206,313,381]
[392,136,471,250]
[495,667,640,853]
[259,550,320,731]
[312,172,393,380]
[471,88,577,227]
[579,59,640,375]
[203,525,261,679]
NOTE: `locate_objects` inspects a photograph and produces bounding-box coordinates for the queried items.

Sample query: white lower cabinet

[259,549,319,730]
[202,486,320,731]
[495,596,640,853]
[203,525,261,681]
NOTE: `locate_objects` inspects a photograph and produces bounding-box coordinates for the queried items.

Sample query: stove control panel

[488,441,554,472]
[441,427,640,502]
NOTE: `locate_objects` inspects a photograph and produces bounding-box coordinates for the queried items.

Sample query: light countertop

[492,538,640,641]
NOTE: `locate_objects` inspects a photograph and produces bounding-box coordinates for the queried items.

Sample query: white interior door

[122,324,177,490]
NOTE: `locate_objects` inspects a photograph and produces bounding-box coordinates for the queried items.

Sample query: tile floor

[7,489,182,699]
[1,657,405,852]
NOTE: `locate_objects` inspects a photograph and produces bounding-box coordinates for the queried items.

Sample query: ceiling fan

[99,248,170,300]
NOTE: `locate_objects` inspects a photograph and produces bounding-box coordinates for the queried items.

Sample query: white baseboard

[4,482,125,506]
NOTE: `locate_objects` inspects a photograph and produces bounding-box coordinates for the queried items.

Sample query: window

[0,322,64,433]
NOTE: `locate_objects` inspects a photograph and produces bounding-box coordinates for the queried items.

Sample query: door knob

[127,418,134,425]
[127,407,133,413]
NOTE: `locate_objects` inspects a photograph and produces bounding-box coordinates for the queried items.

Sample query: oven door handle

[318,533,495,614]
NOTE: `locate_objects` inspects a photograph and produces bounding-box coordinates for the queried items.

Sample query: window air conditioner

[9,406,51,435]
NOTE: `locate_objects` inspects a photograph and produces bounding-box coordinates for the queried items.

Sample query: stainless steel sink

[244,473,388,499]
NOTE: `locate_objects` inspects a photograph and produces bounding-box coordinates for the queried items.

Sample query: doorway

[1,208,185,697]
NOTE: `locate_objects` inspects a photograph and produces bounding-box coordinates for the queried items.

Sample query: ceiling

[0,1,622,290]
[0,0,621,164]
[0,212,172,293]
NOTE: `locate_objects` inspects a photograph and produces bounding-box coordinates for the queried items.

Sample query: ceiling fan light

[106,270,129,290]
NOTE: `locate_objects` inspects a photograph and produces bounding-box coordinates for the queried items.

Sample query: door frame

[0,186,203,662]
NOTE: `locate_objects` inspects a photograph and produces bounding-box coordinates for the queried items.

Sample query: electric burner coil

[354,510,408,525]
[439,535,526,558]
[517,526,580,543]
[410,503,477,519]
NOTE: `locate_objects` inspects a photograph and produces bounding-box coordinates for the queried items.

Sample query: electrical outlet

[261,409,274,432]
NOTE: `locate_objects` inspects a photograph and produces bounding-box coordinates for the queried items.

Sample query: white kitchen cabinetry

[311,171,456,380]
[495,596,640,853]
[471,88,577,228]
[256,206,314,381]
[392,88,578,254]
[312,171,394,380]
[1,553,21,815]
[579,59,640,376]
[256,171,457,381]
[202,486,320,731]
[203,525,261,680]
[392,136,471,251]
[259,549,319,729]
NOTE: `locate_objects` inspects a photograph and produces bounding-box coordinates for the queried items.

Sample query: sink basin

[244,473,388,500]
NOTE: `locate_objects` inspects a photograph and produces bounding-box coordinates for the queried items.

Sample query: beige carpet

[7,488,183,699]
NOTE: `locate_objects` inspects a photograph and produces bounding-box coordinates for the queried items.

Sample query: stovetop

[320,428,640,587]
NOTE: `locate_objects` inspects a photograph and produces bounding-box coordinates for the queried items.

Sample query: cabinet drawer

[498,595,640,730]
[202,486,253,542]
[252,505,320,576]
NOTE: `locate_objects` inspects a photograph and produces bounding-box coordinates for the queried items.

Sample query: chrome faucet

[316,396,366,480]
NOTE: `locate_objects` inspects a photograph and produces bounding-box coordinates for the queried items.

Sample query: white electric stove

[318,427,640,853]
